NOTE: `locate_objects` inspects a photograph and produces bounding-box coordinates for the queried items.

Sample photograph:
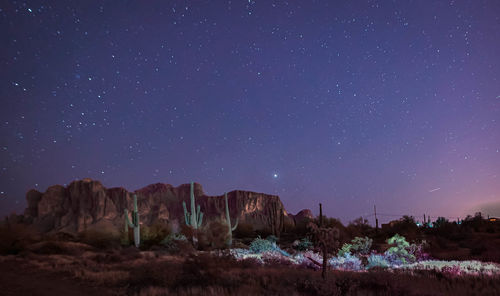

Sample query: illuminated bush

[249,236,290,256]
[385,234,416,265]
[292,238,313,251]
[249,236,275,253]
[366,254,390,269]
[338,236,372,257]
[328,253,363,271]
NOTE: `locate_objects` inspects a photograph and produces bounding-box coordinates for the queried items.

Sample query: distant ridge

[22,178,312,235]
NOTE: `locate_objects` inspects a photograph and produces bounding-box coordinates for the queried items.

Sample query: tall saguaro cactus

[124,194,140,247]
[183,181,203,229]
[224,192,238,247]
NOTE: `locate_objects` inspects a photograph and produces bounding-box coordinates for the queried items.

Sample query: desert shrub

[329,253,363,271]
[78,229,121,249]
[366,254,390,269]
[346,217,372,238]
[249,236,290,256]
[403,260,500,275]
[338,243,351,258]
[160,233,194,255]
[292,238,313,251]
[0,222,40,254]
[141,222,171,246]
[384,234,416,265]
[261,251,295,266]
[205,220,230,249]
[290,219,312,237]
[408,240,429,261]
[179,223,196,244]
[161,233,187,245]
[249,236,274,253]
[293,251,323,270]
[338,236,372,257]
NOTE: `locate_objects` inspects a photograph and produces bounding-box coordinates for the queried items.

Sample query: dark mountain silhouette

[22,178,312,235]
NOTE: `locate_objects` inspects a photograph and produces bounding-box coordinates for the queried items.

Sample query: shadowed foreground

[1,251,500,296]
[0,258,116,296]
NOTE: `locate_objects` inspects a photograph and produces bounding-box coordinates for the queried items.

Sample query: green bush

[338,236,372,257]
[249,236,275,253]
[293,238,313,251]
[385,234,416,264]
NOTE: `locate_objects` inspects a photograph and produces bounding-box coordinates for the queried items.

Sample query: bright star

[273,173,278,178]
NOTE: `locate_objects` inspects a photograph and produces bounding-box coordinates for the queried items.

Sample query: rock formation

[23,178,305,235]
[289,209,314,225]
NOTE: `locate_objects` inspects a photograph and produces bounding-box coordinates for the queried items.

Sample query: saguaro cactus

[183,181,203,229]
[224,192,238,247]
[124,194,140,247]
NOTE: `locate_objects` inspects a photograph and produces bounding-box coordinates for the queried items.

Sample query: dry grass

[3,249,500,295]
[73,269,129,285]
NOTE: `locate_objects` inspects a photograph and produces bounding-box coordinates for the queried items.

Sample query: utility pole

[374,205,379,232]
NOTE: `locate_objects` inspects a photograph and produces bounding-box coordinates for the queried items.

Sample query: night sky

[1,1,500,222]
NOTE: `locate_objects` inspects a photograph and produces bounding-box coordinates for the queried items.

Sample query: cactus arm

[224,192,238,247]
[196,204,202,228]
[182,201,190,225]
[198,212,203,228]
[133,194,138,212]
[225,192,230,225]
[124,209,135,228]
[232,218,238,231]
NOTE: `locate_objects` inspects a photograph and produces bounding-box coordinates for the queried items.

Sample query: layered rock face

[23,178,301,235]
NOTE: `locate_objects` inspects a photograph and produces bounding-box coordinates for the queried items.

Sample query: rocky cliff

[23,178,308,235]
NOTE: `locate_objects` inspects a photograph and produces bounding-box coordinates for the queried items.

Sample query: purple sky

[1,1,499,223]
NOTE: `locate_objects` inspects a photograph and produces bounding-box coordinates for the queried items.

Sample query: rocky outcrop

[289,209,314,225]
[23,178,304,235]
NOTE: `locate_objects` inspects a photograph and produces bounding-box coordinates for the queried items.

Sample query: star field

[1,0,500,222]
